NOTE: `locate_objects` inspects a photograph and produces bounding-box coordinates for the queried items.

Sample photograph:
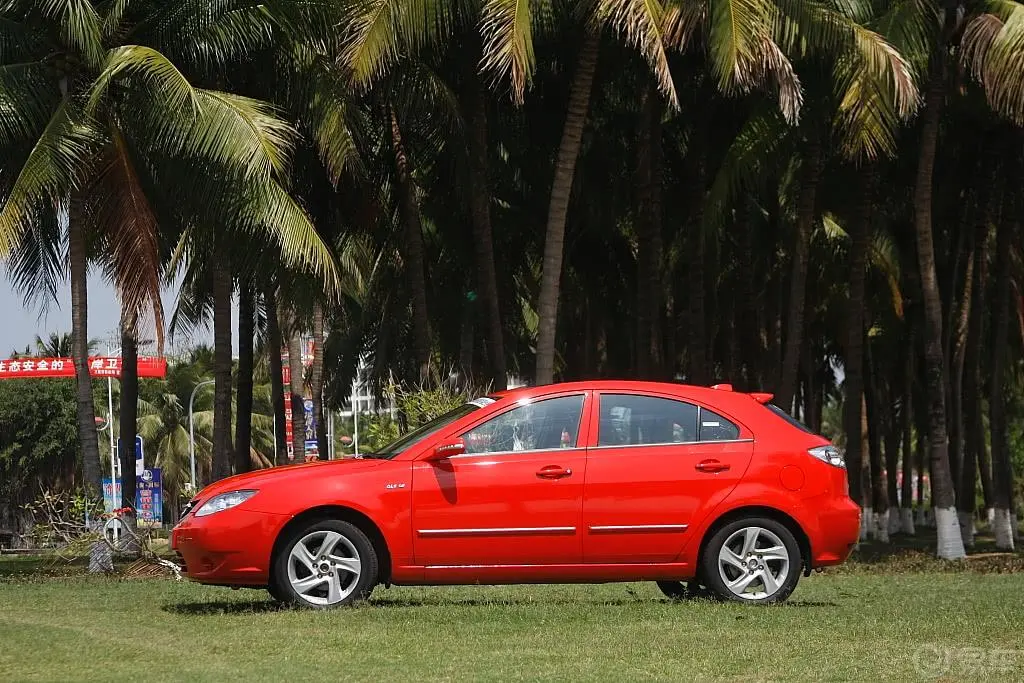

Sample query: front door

[582,391,754,564]
[412,393,590,567]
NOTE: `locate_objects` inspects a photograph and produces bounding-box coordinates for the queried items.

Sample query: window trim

[591,391,749,449]
[456,392,589,457]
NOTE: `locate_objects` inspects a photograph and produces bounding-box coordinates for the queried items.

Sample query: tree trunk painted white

[934,507,967,559]
[888,506,902,535]
[957,510,975,548]
[992,508,1015,550]
[987,508,995,528]
[874,509,890,543]
[900,507,916,535]
[860,506,872,540]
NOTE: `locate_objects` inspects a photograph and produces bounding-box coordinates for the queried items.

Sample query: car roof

[489,380,765,405]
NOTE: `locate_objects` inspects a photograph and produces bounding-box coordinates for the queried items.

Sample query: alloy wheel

[716,526,790,600]
[286,530,363,606]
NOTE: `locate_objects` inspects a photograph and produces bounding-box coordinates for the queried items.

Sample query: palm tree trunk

[535,30,601,385]
[311,302,328,461]
[900,342,916,534]
[913,60,965,558]
[686,156,708,386]
[465,74,507,391]
[843,174,871,510]
[777,138,823,410]
[884,385,901,537]
[265,287,287,465]
[118,311,139,551]
[865,350,889,542]
[288,327,307,460]
[949,230,974,504]
[234,282,254,474]
[211,263,233,481]
[990,211,1015,550]
[68,197,101,499]
[954,232,980,546]
[390,108,431,381]
[636,82,664,380]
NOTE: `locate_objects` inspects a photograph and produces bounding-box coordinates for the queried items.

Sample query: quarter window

[462,395,585,454]
[598,395,698,446]
[699,407,740,441]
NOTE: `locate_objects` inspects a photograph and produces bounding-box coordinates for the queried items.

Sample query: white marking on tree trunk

[992,508,1014,550]
[900,508,915,535]
[875,509,890,543]
[888,506,902,535]
[934,506,967,559]
[986,508,995,528]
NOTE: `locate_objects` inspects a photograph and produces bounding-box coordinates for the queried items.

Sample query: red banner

[0,356,167,380]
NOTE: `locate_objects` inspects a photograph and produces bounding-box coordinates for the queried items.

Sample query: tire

[701,517,801,605]
[655,580,710,601]
[271,519,378,608]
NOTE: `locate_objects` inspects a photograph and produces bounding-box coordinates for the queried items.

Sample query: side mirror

[428,438,465,461]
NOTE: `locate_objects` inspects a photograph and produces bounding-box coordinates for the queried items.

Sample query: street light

[188,379,215,493]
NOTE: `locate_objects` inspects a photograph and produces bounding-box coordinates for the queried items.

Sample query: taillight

[808,445,845,468]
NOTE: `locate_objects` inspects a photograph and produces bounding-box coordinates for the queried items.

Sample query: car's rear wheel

[701,517,801,604]
[271,519,378,608]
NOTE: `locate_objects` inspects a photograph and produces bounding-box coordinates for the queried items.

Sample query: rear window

[765,404,814,434]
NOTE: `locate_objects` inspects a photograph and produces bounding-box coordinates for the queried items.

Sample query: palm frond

[480,0,536,104]
[341,0,461,87]
[961,0,1024,124]
[35,0,105,68]
[87,44,201,116]
[596,0,679,108]
[0,99,97,256]
[90,127,166,352]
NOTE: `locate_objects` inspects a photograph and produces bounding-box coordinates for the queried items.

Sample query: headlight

[808,445,845,468]
[195,490,257,517]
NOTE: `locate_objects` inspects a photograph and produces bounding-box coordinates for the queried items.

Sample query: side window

[462,395,585,454]
[699,407,740,441]
[598,394,698,446]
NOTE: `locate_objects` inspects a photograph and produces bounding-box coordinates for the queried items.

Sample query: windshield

[363,399,493,460]
[765,403,814,434]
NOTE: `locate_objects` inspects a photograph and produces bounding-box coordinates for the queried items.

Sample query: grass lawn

[1,541,1023,682]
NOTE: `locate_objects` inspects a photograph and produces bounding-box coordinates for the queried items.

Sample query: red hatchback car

[172,381,860,606]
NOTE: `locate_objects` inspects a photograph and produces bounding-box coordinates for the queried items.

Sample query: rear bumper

[171,509,288,586]
[810,497,860,567]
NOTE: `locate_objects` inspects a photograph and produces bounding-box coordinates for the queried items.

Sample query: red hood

[194,458,386,500]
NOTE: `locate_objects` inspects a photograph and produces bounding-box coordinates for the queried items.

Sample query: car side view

[171,381,860,606]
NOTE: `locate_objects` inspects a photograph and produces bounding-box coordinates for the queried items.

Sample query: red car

[172,381,859,607]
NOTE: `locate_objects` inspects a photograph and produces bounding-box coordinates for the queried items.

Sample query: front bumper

[171,508,288,586]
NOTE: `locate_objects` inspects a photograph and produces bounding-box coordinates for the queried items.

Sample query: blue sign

[115,435,145,477]
[102,468,163,528]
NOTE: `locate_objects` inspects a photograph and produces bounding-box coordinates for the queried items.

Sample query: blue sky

[0,270,231,357]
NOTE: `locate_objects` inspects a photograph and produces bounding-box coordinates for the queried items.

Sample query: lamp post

[188,379,215,493]
[105,344,121,510]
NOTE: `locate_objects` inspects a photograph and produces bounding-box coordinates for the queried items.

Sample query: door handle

[536,465,572,479]
[695,459,730,473]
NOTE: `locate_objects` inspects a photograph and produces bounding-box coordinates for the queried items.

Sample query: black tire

[655,580,710,601]
[271,519,378,608]
[700,517,801,605]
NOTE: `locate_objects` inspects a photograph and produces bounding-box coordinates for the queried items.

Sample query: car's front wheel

[701,517,801,604]
[271,519,378,608]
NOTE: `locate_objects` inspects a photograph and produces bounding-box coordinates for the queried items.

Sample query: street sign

[136,468,163,528]
[101,467,164,528]
[116,435,144,477]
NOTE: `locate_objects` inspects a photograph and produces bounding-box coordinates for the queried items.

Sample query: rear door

[581,391,754,563]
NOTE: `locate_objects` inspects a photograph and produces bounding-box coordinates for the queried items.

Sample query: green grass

[2,550,1024,682]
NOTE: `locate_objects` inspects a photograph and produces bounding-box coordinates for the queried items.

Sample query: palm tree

[1,0,341,493]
